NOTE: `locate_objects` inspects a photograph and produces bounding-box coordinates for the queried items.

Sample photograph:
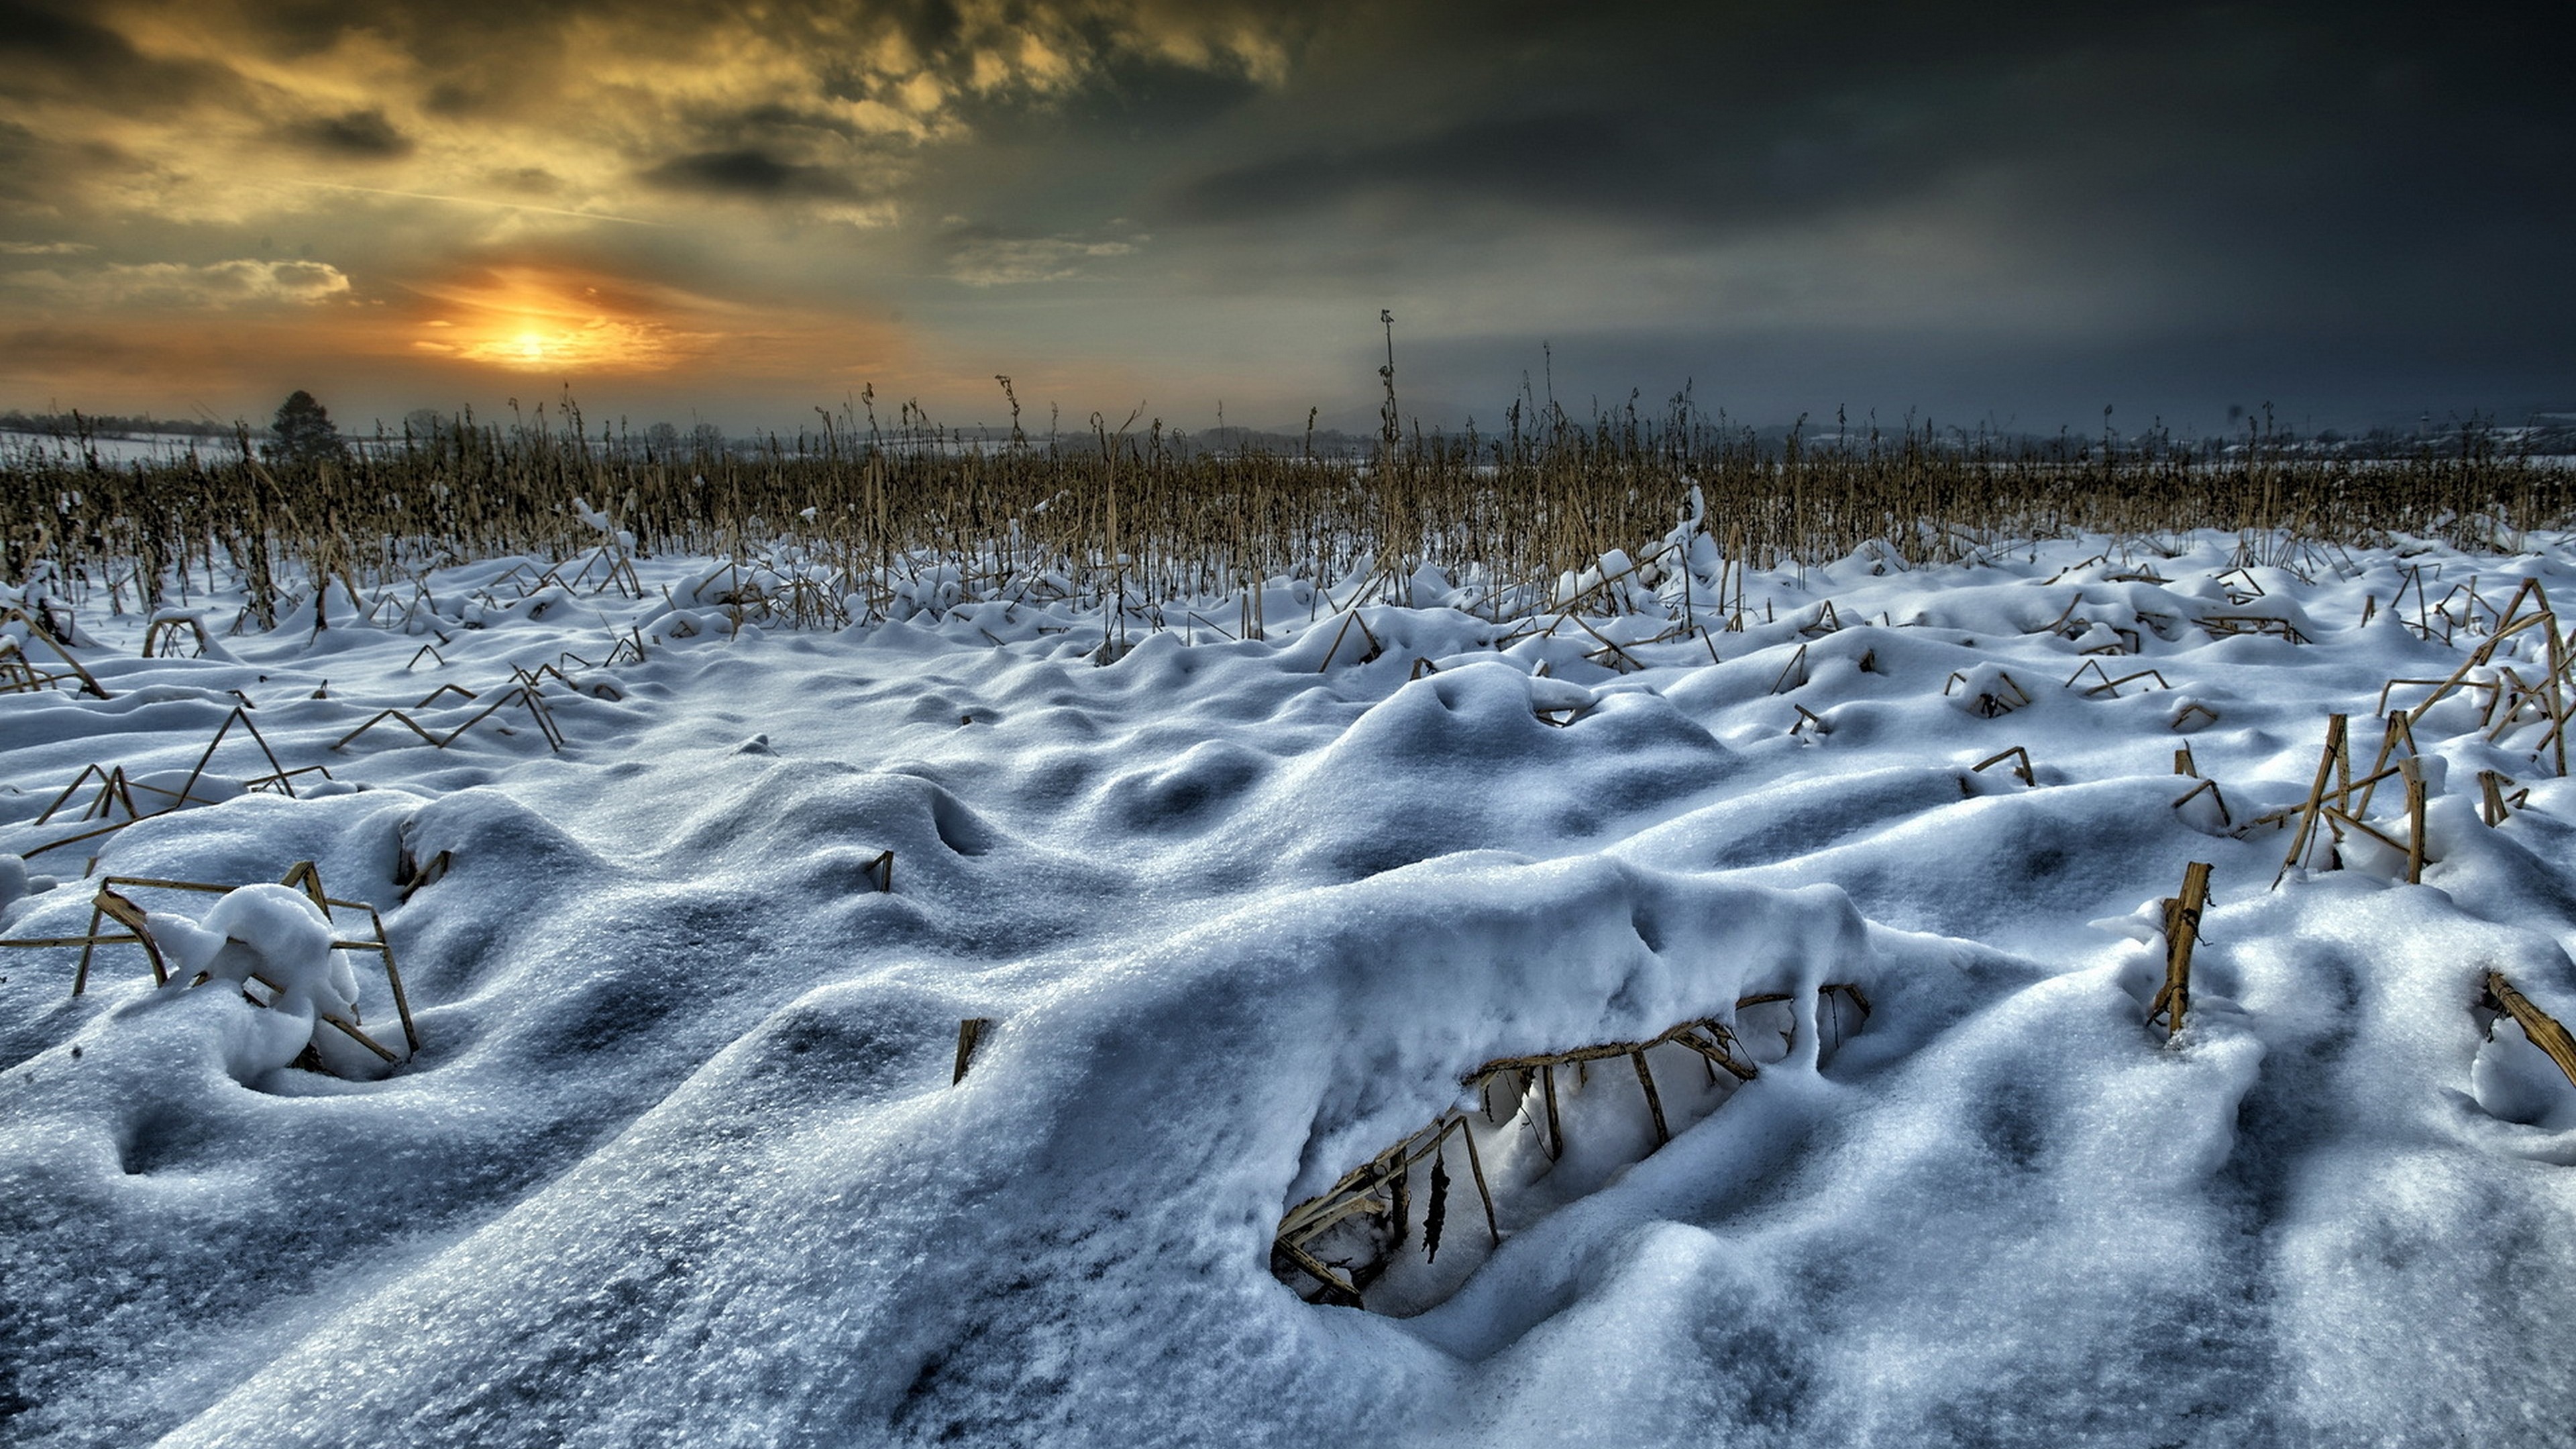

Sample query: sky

[1,0,2569,438]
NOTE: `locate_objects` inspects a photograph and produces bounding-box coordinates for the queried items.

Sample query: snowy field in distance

[5,529,2576,1446]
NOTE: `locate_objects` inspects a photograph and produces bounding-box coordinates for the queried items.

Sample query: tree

[270,390,343,466]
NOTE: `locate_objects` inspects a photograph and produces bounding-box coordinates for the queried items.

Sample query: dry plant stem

[2399,759,2428,882]
[0,607,111,697]
[1974,747,2037,786]
[24,708,317,859]
[1540,1064,1562,1160]
[2171,778,2233,827]
[2147,861,2214,1038]
[140,615,214,658]
[1629,1052,1670,1146]
[335,684,561,753]
[2084,669,2171,698]
[2399,583,2568,775]
[19,403,2567,663]
[952,1017,992,1085]
[1772,645,1810,695]
[2276,715,2350,886]
[0,861,420,1058]
[396,849,451,902]
[2353,714,2418,818]
[1273,987,1868,1309]
[2478,770,2527,825]
[2484,973,2576,1089]
[35,764,142,825]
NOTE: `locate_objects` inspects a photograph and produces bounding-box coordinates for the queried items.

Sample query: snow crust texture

[5,533,2576,1446]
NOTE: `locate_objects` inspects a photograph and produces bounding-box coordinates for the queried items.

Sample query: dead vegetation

[23,707,323,860]
[1273,985,1870,1311]
[0,859,418,1071]
[2481,973,2576,1091]
[6,407,2571,641]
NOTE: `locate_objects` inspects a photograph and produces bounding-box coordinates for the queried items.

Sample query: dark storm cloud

[983,50,1267,139]
[286,109,415,158]
[1165,107,1927,234]
[1172,112,1632,222]
[0,325,154,370]
[1403,323,2576,442]
[0,0,237,109]
[2,0,2567,427]
[640,149,867,201]
[881,0,966,57]
[0,119,144,207]
[1169,0,2576,239]
[1128,0,2576,422]
[0,0,146,70]
[0,120,50,204]
[487,166,565,195]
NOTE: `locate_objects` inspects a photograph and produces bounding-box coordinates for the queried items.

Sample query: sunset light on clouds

[0,0,2567,433]
[406,270,720,375]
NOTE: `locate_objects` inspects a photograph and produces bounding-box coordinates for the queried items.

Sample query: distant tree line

[0,410,238,440]
[13,394,2575,471]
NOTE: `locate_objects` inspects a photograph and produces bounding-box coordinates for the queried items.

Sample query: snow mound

[144,883,399,1081]
[10,529,2576,1444]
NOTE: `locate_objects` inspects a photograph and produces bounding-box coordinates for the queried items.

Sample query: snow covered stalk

[2275,715,2350,886]
[1271,1009,1811,1309]
[1,862,419,1066]
[1974,746,2037,787]
[2483,975,2576,1089]
[0,604,111,698]
[951,1018,991,1084]
[1628,1052,1670,1146]
[2477,770,2528,826]
[2399,758,2428,883]
[2148,861,2214,1040]
[2399,580,2570,778]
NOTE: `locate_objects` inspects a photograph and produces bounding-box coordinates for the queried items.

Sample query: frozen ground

[4,529,2576,1446]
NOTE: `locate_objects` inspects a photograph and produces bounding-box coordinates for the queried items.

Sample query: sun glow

[407,268,704,374]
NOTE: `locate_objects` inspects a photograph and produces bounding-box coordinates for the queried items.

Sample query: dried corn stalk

[1273,987,1868,1311]
[0,859,421,1067]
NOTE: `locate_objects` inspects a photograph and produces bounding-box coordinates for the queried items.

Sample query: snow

[0,431,239,468]
[4,529,2576,1444]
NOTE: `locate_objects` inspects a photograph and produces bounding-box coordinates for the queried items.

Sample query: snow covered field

[5,528,2576,1446]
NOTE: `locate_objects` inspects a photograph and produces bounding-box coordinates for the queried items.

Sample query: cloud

[0,0,238,111]
[7,259,354,308]
[0,0,1319,237]
[639,149,866,201]
[945,233,1142,286]
[0,324,155,369]
[485,167,564,195]
[1168,112,1652,224]
[287,109,415,159]
[0,0,2566,430]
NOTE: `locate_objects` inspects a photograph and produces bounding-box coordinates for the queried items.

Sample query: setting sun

[403,267,704,375]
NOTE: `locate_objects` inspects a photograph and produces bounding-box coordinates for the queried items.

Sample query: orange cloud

[0,254,919,423]
[401,266,710,374]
